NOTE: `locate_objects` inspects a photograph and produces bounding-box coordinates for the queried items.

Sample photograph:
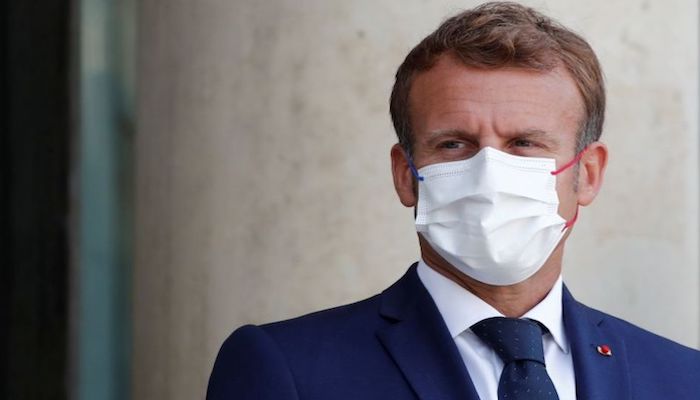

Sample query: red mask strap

[551,147,588,176]
[562,206,579,231]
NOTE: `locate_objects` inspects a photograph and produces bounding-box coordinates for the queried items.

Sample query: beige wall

[133,1,699,399]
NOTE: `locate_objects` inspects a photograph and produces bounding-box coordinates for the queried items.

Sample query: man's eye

[439,141,464,149]
[513,139,534,147]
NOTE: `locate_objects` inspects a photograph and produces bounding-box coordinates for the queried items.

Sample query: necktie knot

[471,317,559,399]
[471,317,546,365]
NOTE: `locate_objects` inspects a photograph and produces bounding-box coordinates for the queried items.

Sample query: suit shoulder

[578,303,700,365]
[207,325,300,399]
[234,294,394,395]
[261,293,384,344]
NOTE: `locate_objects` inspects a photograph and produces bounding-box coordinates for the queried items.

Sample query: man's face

[390,53,606,282]
[399,53,585,224]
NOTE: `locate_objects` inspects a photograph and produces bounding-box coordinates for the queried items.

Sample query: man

[207,2,700,399]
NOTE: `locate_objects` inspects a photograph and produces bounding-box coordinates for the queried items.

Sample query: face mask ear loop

[551,146,589,176]
[405,151,425,181]
[551,146,588,231]
[562,206,579,231]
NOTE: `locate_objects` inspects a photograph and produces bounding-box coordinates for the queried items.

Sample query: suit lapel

[376,264,480,400]
[563,286,631,400]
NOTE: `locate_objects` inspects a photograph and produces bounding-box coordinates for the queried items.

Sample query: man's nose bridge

[477,136,505,153]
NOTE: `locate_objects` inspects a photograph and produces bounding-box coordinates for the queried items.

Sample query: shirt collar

[522,273,569,354]
[416,259,569,354]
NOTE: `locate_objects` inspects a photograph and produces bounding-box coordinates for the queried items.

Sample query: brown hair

[389,1,605,154]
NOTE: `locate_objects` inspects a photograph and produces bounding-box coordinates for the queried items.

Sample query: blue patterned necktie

[471,317,559,400]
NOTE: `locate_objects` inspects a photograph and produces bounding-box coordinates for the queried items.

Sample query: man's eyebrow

[513,129,561,146]
[424,128,560,143]
[515,128,551,136]
[424,129,476,141]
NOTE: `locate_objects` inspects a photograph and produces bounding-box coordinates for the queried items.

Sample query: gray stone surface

[133,1,699,399]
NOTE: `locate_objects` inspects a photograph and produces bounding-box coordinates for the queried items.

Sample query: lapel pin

[596,344,612,357]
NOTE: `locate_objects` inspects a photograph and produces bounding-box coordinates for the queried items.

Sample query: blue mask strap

[406,153,425,181]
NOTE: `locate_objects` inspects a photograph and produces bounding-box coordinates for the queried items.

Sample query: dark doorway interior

[1,1,71,399]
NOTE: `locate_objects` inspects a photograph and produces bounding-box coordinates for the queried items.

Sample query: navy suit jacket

[207,264,700,399]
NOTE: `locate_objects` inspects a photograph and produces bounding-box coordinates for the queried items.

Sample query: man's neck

[419,236,563,318]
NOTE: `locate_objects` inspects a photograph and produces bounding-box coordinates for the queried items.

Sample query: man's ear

[391,143,418,207]
[577,141,608,206]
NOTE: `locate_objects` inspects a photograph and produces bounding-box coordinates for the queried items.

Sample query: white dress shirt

[417,260,576,400]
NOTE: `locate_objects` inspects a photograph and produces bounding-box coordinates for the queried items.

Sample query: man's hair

[390,1,605,155]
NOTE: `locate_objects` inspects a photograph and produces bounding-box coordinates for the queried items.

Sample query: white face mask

[411,146,581,286]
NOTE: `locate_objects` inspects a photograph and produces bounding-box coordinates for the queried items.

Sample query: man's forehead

[408,56,585,134]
